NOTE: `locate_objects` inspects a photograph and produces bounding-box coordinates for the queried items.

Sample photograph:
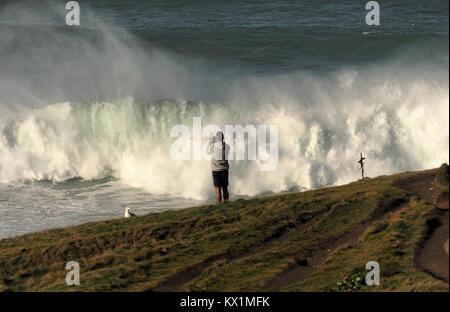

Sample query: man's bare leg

[215,187,222,203]
[222,186,229,201]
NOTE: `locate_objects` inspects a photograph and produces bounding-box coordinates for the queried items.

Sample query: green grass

[284,197,446,291]
[0,168,448,292]
[434,163,449,207]
[436,163,449,190]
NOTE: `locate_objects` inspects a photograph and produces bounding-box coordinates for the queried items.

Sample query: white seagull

[124,207,136,218]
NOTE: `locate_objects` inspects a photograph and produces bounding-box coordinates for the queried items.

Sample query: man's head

[215,131,224,142]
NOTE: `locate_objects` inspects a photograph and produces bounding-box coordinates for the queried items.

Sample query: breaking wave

[1,63,448,200]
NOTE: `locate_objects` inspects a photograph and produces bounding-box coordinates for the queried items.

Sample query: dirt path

[262,199,408,291]
[393,172,438,204]
[395,172,449,283]
[415,210,449,282]
[264,171,448,291]
[154,208,330,291]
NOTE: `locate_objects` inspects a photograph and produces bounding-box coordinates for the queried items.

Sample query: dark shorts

[212,170,228,187]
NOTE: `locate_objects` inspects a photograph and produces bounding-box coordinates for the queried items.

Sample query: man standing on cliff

[206,131,230,203]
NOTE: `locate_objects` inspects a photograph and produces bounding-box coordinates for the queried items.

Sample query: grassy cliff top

[0,166,448,292]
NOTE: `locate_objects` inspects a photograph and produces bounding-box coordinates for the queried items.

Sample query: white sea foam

[1,63,448,200]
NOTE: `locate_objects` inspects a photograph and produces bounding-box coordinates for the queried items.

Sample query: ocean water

[0,0,448,239]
